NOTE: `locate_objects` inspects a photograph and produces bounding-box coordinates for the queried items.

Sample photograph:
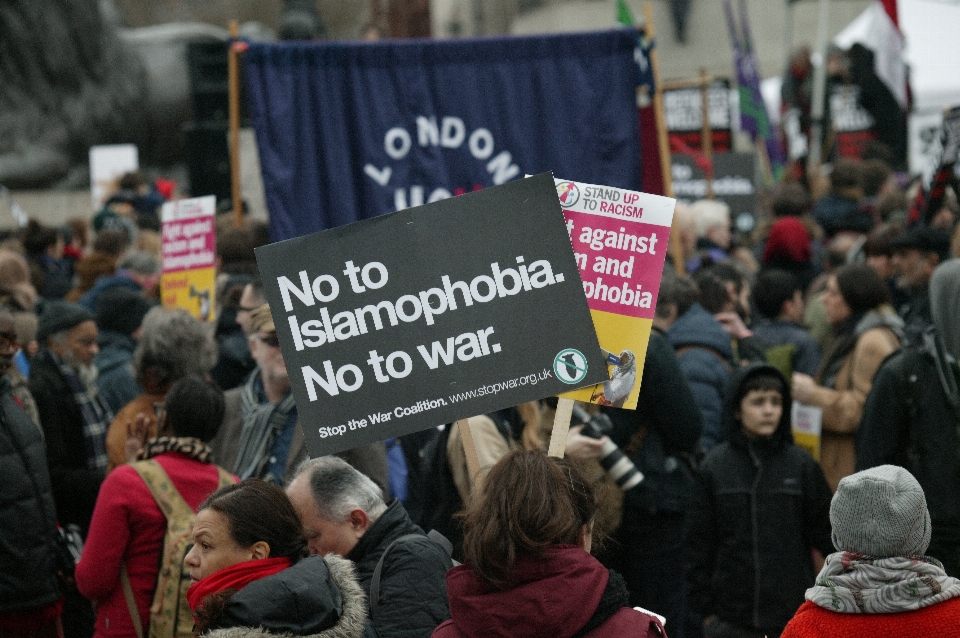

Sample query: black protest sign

[664,78,733,153]
[254,173,607,458]
[671,152,757,231]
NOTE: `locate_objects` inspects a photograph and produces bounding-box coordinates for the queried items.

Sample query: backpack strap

[369,531,455,618]
[124,460,193,638]
[130,460,194,522]
[120,563,144,638]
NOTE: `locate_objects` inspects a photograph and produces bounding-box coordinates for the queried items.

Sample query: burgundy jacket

[433,545,664,638]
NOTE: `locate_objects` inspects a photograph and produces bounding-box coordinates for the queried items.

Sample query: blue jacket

[94,330,141,414]
[668,304,734,450]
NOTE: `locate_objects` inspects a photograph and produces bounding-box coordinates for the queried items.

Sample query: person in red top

[782,465,960,638]
[75,376,232,638]
[433,450,666,638]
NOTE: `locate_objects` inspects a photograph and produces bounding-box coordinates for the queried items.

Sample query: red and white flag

[834,1,907,110]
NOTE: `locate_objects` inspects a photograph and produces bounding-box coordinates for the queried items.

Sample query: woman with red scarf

[184,480,368,638]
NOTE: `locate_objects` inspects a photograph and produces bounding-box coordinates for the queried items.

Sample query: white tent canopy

[900,0,960,113]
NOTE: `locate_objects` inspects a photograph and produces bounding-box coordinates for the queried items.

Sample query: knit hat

[250,303,275,333]
[37,301,94,342]
[95,288,152,337]
[890,224,951,262]
[830,465,931,557]
[763,217,811,265]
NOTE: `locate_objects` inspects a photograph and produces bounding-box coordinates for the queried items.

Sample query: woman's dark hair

[461,451,596,591]
[693,270,731,314]
[753,270,801,319]
[164,375,224,442]
[21,220,58,255]
[834,263,890,315]
[194,480,305,635]
[862,224,903,258]
[92,228,131,256]
[771,182,811,218]
[199,480,308,564]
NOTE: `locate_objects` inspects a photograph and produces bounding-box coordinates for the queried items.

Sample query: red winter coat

[782,599,960,638]
[75,453,226,638]
[432,545,664,638]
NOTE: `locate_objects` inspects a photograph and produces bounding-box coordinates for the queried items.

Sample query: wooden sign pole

[643,3,683,275]
[548,397,575,458]
[228,20,244,229]
[456,418,483,491]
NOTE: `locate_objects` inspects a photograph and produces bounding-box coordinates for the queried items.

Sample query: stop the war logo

[363,115,522,211]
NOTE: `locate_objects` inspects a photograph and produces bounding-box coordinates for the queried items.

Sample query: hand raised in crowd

[791,372,817,404]
[564,425,606,460]
[124,412,151,464]
[714,311,753,340]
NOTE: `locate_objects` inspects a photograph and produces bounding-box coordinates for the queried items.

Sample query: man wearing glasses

[224,303,305,485]
[213,302,390,494]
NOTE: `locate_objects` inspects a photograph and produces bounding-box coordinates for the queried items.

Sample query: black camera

[571,404,644,491]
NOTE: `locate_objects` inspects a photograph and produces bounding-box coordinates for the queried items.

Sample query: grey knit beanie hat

[830,465,931,557]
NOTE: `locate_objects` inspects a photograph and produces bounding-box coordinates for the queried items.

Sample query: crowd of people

[2,157,960,638]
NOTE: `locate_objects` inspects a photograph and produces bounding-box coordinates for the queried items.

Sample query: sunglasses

[258,333,280,348]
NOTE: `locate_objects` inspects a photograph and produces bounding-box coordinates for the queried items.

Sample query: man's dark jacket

[346,499,451,638]
[0,375,61,612]
[28,349,105,535]
[857,348,960,576]
[685,364,833,634]
[604,328,704,515]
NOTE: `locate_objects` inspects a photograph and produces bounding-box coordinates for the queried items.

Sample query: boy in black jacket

[686,364,833,638]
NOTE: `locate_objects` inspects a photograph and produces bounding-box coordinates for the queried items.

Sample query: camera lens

[598,439,644,490]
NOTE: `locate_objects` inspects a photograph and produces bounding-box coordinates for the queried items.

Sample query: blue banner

[244,30,642,240]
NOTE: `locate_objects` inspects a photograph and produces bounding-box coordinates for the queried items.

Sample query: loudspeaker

[186,41,248,125]
[182,122,230,202]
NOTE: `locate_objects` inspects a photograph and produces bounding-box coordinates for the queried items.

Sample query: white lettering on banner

[282,252,568,402]
[363,164,392,186]
[366,114,522,210]
[282,257,562,356]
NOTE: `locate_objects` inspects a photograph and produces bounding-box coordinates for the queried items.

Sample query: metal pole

[783,0,794,67]
[807,0,831,176]
[228,20,243,229]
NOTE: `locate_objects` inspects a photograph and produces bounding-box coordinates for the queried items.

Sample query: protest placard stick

[547,397,575,458]
[228,19,243,229]
[456,418,483,489]
[644,4,673,200]
[643,3,682,274]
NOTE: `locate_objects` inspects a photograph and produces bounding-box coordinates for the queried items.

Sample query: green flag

[617,0,635,27]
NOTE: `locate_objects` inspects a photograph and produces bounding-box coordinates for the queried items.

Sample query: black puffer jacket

[347,499,451,638]
[28,348,105,535]
[686,364,833,634]
[205,555,369,638]
[857,345,960,574]
[0,376,61,612]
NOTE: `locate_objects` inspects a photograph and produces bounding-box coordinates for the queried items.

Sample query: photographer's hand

[565,425,606,460]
